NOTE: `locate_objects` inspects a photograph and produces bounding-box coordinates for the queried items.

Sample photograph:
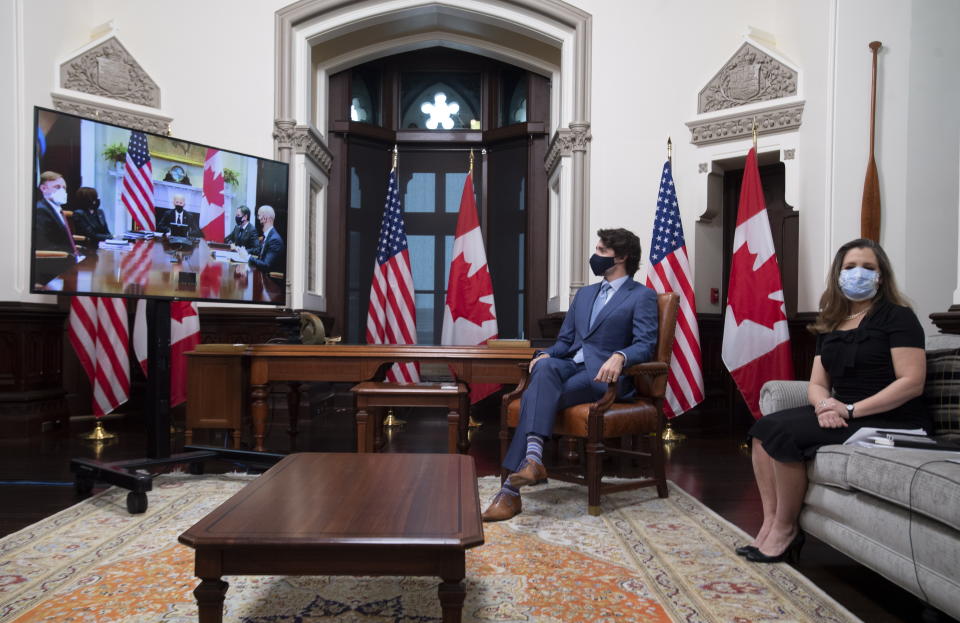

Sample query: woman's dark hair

[597,228,641,276]
[809,238,908,333]
[72,187,99,211]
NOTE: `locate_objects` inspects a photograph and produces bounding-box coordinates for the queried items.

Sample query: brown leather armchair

[499,292,680,515]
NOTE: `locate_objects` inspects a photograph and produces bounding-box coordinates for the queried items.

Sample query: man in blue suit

[482,228,659,521]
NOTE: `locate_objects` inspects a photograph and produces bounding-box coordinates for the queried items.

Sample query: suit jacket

[543,277,659,384]
[34,199,76,255]
[157,208,201,238]
[225,221,258,252]
[249,227,286,274]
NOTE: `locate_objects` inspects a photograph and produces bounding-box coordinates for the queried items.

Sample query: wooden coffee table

[178,453,484,622]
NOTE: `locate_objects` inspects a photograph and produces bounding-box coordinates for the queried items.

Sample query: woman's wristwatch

[845,403,855,419]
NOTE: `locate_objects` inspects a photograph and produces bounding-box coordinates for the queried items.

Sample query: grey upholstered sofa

[758,340,960,621]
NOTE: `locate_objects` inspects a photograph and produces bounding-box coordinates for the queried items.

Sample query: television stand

[70,445,286,513]
[69,299,285,514]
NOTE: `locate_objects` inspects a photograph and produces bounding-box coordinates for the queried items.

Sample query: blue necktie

[590,282,612,328]
[573,282,612,363]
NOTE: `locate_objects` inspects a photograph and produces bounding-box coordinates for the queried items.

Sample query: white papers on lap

[843,427,927,448]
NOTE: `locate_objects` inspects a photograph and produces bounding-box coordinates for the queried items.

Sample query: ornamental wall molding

[51,90,172,135]
[686,100,804,146]
[545,124,591,175]
[59,36,160,108]
[698,41,797,113]
[273,120,333,174]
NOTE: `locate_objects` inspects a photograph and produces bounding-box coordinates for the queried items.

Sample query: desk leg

[355,406,370,453]
[438,578,465,623]
[287,381,301,444]
[251,384,269,452]
[457,395,470,454]
[447,410,459,454]
[194,577,228,623]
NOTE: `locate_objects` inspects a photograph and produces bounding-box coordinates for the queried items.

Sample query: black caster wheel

[126,491,148,514]
[188,461,205,475]
[74,479,94,496]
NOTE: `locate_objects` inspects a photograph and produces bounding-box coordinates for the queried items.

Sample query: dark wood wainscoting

[0,302,68,437]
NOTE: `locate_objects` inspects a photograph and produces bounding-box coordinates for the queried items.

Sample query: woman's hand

[815,397,849,428]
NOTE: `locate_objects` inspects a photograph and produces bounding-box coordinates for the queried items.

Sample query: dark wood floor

[0,388,955,623]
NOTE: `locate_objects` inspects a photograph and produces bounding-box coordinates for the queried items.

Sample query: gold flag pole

[381,144,407,430]
[752,118,758,151]
[80,417,116,441]
[466,148,484,429]
[659,135,686,443]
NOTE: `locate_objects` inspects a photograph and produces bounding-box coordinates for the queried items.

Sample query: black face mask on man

[235,215,243,225]
[589,254,616,277]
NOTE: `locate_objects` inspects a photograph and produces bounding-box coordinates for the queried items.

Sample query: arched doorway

[273,0,594,324]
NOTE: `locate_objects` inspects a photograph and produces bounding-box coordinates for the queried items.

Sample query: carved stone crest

[698,42,797,114]
[60,37,160,108]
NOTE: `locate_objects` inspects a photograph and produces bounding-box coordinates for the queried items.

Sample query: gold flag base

[661,421,686,442]
[80,420,116,441]
[468,416,482,428]
[383,408,406,428]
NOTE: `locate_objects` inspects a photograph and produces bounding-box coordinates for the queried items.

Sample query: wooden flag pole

[861,41,882,242]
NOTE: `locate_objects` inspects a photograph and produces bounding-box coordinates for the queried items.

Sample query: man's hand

[595,352,625,384]
[529,353,550,373]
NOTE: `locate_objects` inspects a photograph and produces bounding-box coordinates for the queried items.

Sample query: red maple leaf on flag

[170,301,199,323]
[727,244,787,330]
[447,254,496,326]
[203,164,224,206]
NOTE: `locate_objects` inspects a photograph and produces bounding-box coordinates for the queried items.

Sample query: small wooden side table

[351,382,469,454]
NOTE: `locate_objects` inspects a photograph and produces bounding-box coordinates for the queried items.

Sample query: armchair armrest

[759,380,810,416]
[624,361,670,399]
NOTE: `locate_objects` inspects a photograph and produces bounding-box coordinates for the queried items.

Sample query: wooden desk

[187,343,535,451]
[179,452,484,623]
[34,237,283,304]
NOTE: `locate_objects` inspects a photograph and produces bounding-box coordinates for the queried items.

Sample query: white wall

[3,0,958,333]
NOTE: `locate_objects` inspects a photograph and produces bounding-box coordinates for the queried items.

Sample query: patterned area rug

[0,473,861,622]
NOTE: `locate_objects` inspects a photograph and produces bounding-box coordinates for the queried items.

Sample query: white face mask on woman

[838,266,879,301]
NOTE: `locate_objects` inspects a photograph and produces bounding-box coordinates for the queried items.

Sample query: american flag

[68,296,129,416]
[645,160,704,418]
[365,168,419,383]
[120,131,155,231]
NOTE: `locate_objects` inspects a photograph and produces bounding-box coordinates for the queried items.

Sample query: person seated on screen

[225,205,258,253]
[248,205,285,276]
[70,187,113,248]
[34,170,79,257]
[158,194,201,238]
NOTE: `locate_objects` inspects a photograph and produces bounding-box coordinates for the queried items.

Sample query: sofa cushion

[807,444,857,489]
[845,447,960,531]
[925,348,960,434]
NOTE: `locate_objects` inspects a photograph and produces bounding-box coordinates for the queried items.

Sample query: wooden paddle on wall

[861,41,882,242]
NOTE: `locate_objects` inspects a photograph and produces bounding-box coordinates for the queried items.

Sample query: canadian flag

[133,300,201,407]
[441,171,499,403]
[721,148,794,419]
[199,148,225,241]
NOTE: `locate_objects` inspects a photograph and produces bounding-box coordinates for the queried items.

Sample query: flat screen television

[30,106,289,306]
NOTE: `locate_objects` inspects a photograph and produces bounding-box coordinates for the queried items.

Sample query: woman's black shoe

[746,531,805,564]
[735,545,759,556]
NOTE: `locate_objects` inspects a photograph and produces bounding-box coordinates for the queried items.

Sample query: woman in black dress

[70,187,113,247]
[744,238,929,563]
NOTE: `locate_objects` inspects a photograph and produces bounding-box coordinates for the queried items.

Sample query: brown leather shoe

[481,492,521,522]
[507,459,548,488]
